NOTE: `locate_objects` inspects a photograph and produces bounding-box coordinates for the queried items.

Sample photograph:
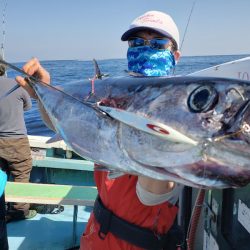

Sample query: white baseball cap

[121,10,180,50]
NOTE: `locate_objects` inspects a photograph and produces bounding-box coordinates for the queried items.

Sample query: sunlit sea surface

[6,54,250,136]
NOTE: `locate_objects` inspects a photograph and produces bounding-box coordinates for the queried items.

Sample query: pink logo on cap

[137,13,163,25]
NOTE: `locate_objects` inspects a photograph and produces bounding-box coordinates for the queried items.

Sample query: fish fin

[93,59,102,79]
[46,133,64,144]
[92,59,109,79]
[94,165,125,179]
[0,84,20,101]
[97,105,198,145]
[108,170,126,179]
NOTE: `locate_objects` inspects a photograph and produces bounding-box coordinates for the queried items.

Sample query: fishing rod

[0,0,7,76]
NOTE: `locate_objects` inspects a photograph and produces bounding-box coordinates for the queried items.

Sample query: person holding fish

[16,10,184,250]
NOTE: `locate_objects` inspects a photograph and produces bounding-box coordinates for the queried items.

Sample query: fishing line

[179,0,197,52]
[173,0,197,75]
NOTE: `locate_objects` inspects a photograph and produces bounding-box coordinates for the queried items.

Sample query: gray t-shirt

[0,76,32,137]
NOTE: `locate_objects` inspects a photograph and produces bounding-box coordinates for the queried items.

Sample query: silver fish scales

[27,75,250,189]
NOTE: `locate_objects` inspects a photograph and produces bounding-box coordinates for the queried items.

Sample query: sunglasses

[128,37,173,50]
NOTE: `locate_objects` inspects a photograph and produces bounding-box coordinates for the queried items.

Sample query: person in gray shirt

[0,75,37,222]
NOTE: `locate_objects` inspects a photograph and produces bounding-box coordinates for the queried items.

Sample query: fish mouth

[213,99,250,143]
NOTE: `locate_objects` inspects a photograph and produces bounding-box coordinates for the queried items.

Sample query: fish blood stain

[146,124,169,135]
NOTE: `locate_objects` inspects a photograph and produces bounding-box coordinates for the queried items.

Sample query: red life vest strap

[93,196,184,250]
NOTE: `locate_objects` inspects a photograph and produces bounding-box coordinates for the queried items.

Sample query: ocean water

[6,54,250,136]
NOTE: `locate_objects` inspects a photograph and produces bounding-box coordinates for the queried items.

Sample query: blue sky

[1,0,250,62]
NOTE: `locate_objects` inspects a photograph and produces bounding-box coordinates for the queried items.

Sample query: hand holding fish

[15,57,50,99]
[14,57,56,131]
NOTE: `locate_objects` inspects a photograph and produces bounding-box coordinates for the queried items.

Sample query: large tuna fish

[2,60,250,189]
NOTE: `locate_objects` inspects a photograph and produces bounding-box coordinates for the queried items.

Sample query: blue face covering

[0,170,7,197]
[127,46,176,76]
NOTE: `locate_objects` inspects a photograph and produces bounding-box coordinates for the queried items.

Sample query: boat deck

[7,205,92,250]
[6,135,95,249]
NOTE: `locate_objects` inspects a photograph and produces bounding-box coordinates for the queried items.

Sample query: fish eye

[187,85,218,113]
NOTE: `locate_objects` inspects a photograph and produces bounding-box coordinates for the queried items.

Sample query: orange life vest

[80,169,178,250]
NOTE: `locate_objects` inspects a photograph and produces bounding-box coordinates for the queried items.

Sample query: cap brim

[121,26,168,41]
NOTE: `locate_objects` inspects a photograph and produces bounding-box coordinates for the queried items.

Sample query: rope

[186,189,206,250]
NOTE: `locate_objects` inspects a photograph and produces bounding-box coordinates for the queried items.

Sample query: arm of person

[15,57,56,131]
[137,176,182,206]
